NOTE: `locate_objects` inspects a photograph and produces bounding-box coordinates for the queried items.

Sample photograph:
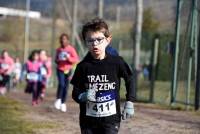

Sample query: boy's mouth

[92,48,99,52]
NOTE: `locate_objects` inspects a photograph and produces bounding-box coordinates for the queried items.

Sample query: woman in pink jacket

[0,50,14,95]
[54,33,79,112]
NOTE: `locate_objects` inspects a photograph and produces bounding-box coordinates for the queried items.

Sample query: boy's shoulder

[107,53,125,64]
[77,53,125,67]
[75,53,91,67]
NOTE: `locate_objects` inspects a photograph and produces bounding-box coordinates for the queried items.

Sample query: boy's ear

[107,35,112,43]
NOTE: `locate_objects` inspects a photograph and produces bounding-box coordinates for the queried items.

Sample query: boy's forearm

[125,75,135,102]
[72,86,83,103]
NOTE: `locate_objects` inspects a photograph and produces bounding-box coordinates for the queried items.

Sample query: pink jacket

[55,45,79,72]
[39,58,52,78]
[26,60,41,73]
[0,56,14,75]
[25,60,41,82]
[45,57,52,78]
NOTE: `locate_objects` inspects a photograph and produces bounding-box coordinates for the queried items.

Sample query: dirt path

[7,89,200,134]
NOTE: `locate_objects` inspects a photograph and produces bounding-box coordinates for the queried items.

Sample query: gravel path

[7,89,200,134]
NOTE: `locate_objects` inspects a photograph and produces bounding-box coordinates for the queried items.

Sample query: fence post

[171,0,183,104]
[186,0,197,109]
[24,0,31,63]
[134,0,143,100]
[195,13,200,111]
[98,0,104,18]
[50,0,57,88]
[149,35,159,103]
[72,0,78,45]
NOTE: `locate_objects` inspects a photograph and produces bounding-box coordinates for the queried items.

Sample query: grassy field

[120,79,197,110]
[0,96,56,134]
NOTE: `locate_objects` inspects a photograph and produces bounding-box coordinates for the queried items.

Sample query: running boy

[71,18,135,134]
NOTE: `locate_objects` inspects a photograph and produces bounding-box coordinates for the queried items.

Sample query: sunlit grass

[0,96,57,134]
[120,79,197,110]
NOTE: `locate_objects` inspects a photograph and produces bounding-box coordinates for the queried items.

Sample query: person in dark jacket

[70,18,135,134]
[106,44,118,56]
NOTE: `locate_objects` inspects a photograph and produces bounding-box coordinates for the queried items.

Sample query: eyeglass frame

[85,37,106,46]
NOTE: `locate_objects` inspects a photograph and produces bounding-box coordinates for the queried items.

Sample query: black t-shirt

[70,52,135,125]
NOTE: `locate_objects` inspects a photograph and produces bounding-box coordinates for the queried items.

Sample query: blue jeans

[56,69,70,103]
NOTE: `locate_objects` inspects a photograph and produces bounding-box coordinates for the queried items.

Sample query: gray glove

[78,89,96,102]
[122,101,135,120]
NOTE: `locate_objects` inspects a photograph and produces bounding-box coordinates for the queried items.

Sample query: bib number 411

[86,100,116,117]
[92,102,110,112]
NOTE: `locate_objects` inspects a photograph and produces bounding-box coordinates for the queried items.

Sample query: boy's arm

[70,64,84,103]
[119,57,136,119]
[119,57,135,102]
[72,87,96,103]
[72,86,83,103]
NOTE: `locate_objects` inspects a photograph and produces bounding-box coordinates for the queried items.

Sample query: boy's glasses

[86,37,105,46]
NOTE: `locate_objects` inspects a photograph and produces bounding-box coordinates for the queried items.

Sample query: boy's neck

[92,52,106,60]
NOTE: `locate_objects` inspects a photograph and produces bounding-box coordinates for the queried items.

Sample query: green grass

[120,79,198,110]
[0,96,56,134]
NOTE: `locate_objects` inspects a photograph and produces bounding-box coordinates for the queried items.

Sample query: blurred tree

[142,8,160,33]
[141,8,160,51]
[0,18,24,58]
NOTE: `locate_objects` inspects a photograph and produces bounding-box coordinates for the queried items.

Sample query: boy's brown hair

[82,18,111,42]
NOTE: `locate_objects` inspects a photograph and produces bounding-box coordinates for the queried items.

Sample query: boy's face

[85,31,110,58]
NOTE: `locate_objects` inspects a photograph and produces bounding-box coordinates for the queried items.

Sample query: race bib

[86,91,116,117]
[27,72,39,81]
[58,51,69,61]
[1,63,9,69]
[40,67,47,75]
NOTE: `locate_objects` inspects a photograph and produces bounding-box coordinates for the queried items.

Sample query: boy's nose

[91,41,99,46]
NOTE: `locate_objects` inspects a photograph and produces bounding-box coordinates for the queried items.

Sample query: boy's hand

[122,101,134,120]
[78,89,96,102]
